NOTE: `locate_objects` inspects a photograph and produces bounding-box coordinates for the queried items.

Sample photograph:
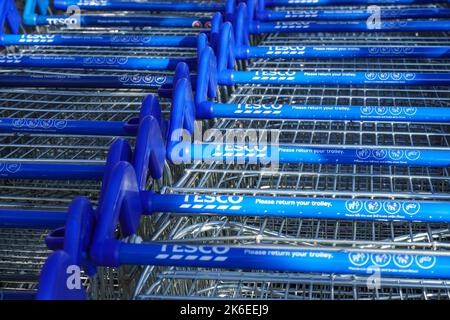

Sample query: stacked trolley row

[129,1,450,299]
[0,0,225,299]
[2,0,450,300]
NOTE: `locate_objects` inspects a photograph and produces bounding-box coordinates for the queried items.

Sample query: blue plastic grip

[148,193,449,223]
[211,104,450,122]
[119,243,450,279]
[225,71,450,86]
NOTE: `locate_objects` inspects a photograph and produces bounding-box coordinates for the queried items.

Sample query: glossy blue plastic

[119,243,450,279]
[37,197,96,300]
[0,74,173,88]
[54,0,225,11]
[0,55,195,70]
[251,0,450,21]
[226,4,450,60]
[146,193,450,223]
[264,0,450,6]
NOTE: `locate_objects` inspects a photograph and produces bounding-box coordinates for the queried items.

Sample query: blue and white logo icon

[404,107,417,116]
[12,119,25,127]
[375,106,387,115]
[391,72,402,81]
[365,72,377,81]
[155,76,167,84]
[348,252,370,266]
[143,75,154,83]
[356,149,371,160]
[415,255,436,269]
[54,120,67,129]
[402,202,420,216]
[6,163,21,173]
[117,57,128,65]
[361,106,373,115]
[379,73,389,81]
[40,119,53,129]
[106,57,116,64]
[131,76,141,83]
[345,200,363,213]
[94,57,105,64]
[404,73,416,80]
[26,119,39,128]
[393,254,413,268]
[389,107,402,115]
[372,149,387,160]
[364,201,382,214]
[383,201,401,215]
[371,253,391,267]
[405,150,420,161]
[388,149,403,161]
[368,47,379,54]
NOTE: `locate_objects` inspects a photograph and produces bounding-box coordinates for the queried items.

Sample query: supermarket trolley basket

[34,91,450,300]
[250,0,450,21]
[0,109,165,300]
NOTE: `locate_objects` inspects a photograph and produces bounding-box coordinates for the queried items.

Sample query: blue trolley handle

[53,0,226,12]
[0,74,174,89]
[0,92,163,136]
[251,0,450,21]
[195,42,450,122]
[1,34,198,48]
[0,54,196,71]
[89,162,450,279]
[263,0,450,6]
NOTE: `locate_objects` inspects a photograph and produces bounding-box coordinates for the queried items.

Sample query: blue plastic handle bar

[0,209,66,228]
[0,74,173,88]
[33,14,210,27]
[244,46,450,59]
[258,8,450,21]
[252,20,450,34]
[0,291,37,300]
[146,193,450,223]
[221,70,450,86]
[118,243,450,279]
[169,143,450,167]
[0,0,21,34]
[0,55,195,71]
[209,103,450,122]
[264,0,450,6]
[54,0,225,12]
[0,34,197,47]
[0,118,131,135]
[0,163,105,179]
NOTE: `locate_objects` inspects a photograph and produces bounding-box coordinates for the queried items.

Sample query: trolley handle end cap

[1,0,21,34]
[133,115,166,186]
[37,251,88,300]
[196,44,218,110]
[217,22,237,73]
[210,12,223,53]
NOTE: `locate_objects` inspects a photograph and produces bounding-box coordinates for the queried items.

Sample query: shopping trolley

[251,0,450,21]
[0,111,165,300]
[131,5,450,299]
[0,0,214,298]
[35,76,450,299]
